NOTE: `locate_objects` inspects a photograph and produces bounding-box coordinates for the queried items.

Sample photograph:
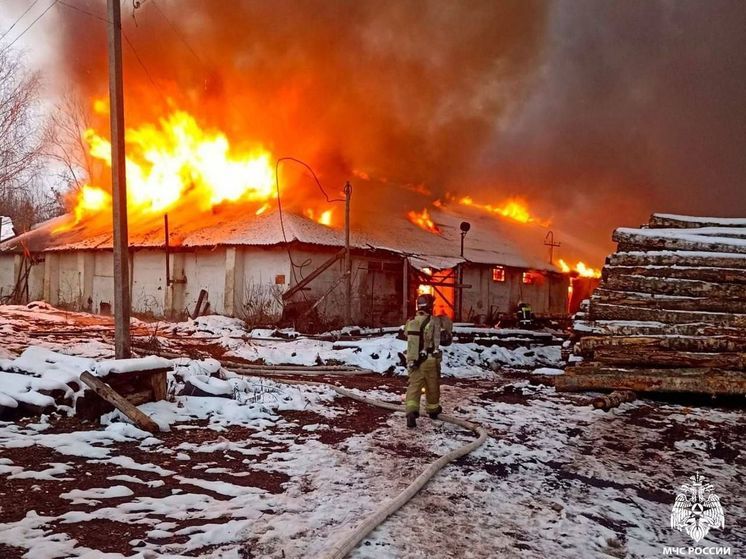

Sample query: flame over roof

[0,204,561,273]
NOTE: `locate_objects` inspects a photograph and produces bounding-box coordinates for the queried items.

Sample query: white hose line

[225,369,489,559]
[321,385,489,559]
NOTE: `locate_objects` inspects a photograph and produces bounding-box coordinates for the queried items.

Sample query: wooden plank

[608,251,746,270]
[574,320,746,337]
[612,229,746,254]
[588,303,746,328]
[127,390,154,406]
[578,335,746,354]
[603,274,746,299]
[649,214,746,229]
[80,371,160,433]
[591,288,746,313]
[603,265,746,284]
[148,371,167,401]
[557,366,746,395]
[593,347,746,369]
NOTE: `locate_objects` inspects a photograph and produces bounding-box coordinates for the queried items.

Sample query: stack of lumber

[556,213,746,396]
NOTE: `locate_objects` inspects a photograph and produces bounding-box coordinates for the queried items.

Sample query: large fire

[558,258,601,278]
[458,195,551,227]
[60,109,277,231]
[407,208,440,234]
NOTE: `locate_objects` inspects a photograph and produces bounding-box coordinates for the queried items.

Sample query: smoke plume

[46,0,746,260]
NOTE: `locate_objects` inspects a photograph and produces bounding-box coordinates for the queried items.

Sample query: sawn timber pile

[557,213,746,396]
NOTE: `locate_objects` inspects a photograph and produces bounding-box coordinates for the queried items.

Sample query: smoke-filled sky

[2,0,745,261]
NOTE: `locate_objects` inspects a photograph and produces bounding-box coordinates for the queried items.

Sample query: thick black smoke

[477,0,746,253]
[45,0,746,260]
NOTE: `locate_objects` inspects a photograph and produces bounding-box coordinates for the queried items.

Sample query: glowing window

[492,266,506,282]
[522,272,535,285]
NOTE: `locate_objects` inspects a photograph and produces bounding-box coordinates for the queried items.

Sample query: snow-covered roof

[0,205,561,271]
[0,216,14,242]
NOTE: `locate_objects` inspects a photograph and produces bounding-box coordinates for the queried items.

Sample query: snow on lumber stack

[558,213,746,396]
[0,347,172,419]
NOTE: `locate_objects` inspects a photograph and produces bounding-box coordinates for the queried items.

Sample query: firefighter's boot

[406,411,418,429]
[428,405,442,420]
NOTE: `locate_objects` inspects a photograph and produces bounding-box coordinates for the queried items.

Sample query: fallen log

[588,303,746,328]
[607,251,746,270]
[593,347,746,369]
[578,335,746,354]
[591,289,746,313]
[603,274,746,299]
[80,372,160,433]
[613,228,746,255]
[556,365,746,395]
[592,390,637,411]
[602,265,746,284]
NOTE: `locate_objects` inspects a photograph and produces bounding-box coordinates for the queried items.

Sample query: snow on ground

[0,303,743,558]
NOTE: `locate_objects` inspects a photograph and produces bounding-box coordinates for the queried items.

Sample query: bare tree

[44,92,96,199]
[0,45,50,233]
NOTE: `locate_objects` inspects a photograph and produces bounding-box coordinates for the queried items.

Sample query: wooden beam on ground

[80,371,160,433]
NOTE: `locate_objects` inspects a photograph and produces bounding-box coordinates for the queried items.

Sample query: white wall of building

[132,250,167,316]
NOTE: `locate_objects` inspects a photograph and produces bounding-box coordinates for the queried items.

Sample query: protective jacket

[404,312,451,414]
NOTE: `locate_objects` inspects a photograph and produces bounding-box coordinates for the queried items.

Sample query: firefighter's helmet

[416,293,435,313]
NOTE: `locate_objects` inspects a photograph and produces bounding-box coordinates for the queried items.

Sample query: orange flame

[458,195,550,227]
[407,208,440,234]
[64,110,275,229]
[304,208,334,227]
[558,258,601,278]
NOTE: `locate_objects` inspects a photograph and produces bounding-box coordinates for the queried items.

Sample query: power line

[151,0,204,67]
[277,157,346,203]
[57,0,110,24]
[2,0,57,50]
[0,0,40,42]
[121,30,169,106]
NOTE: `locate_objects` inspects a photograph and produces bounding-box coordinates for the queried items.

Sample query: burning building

[0,100,584,328]
[0,200,571,328]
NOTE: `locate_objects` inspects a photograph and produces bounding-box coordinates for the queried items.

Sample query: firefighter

[404,293,447,429]
[516,301,534,329]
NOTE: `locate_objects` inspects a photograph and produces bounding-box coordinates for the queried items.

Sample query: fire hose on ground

[226,368,489,559]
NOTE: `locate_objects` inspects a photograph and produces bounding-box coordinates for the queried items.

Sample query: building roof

[0,205,560,272]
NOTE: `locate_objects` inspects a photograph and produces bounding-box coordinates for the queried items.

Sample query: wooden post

[107,0,131,358]
[402,257,409,322]
[80,372,160,433]
[344,181,352,325]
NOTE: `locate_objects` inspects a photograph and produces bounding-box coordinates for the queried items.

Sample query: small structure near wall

[558,213,746,396]
[75,357,171,421]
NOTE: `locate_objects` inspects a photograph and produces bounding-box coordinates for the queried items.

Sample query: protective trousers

[405,356,440,414]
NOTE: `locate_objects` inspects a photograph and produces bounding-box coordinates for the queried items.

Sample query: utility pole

[344,181,352,325]
[544,230,560,265]
[107,0,131,358]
